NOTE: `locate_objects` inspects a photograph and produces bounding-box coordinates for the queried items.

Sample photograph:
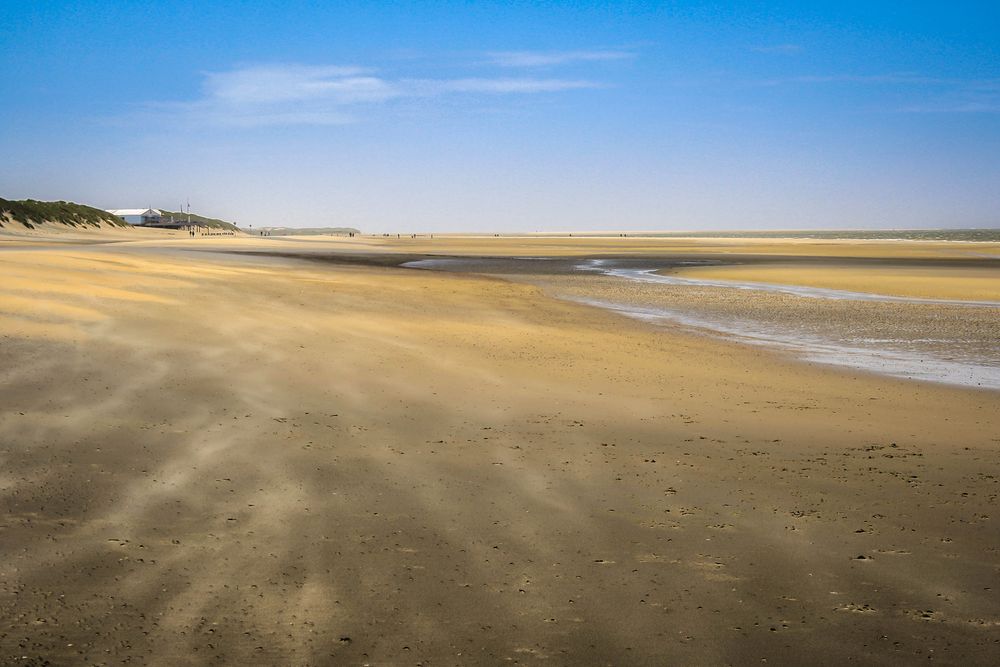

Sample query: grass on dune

[0,198,129,229]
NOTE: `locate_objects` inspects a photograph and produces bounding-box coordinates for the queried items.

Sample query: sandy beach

[2,233,999,664]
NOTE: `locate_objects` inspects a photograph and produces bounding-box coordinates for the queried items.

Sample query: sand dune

[1,236,999,664]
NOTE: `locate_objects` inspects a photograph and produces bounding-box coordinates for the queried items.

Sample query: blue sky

[2,1,998,231]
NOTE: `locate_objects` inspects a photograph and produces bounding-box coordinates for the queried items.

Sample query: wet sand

[403,255,1000,390]
[1,235,999,665]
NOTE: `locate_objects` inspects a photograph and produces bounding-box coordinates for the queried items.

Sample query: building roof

[107,208,161,216]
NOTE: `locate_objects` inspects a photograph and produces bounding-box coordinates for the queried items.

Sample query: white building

[107,208,162,225]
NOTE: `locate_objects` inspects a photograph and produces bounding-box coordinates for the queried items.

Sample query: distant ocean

[559,229,1000,242]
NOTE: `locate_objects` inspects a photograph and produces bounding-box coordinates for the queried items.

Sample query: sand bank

[671,262,1000,302]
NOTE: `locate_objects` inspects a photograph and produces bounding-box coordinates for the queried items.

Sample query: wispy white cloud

[897,81,1000,113]
[751,44,802,55]
[754,72,953,87]
[487,50,634,67]
[745,71,1000,114]
[754,73,1000,88]
[898,102,1000,113]
[203,64,386,104]
[161,63,605,127]
[420,77,600,93]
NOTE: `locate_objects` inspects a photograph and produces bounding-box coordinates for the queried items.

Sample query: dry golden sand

[1,235,999,664]
[671,263,1000,301]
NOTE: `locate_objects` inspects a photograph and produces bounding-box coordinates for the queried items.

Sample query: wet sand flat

[1,237,1000,664]
[518,269,1000,389]
[400,251,1000,390]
